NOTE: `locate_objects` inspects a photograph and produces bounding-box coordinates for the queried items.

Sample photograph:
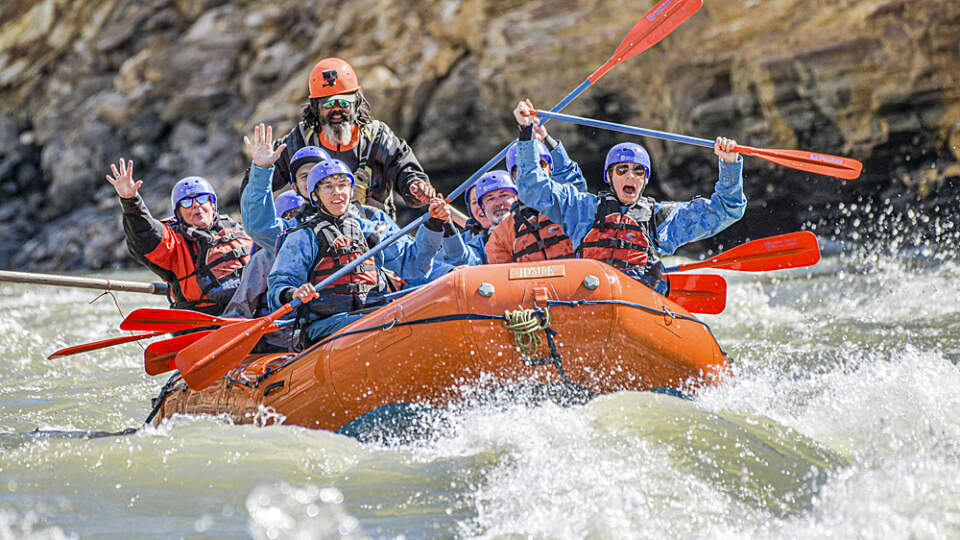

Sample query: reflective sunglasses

[321,98,354,110]
[613,164,648,178]
[178,193,212,208]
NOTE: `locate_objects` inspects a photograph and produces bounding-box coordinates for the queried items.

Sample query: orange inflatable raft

[151,260,731,431]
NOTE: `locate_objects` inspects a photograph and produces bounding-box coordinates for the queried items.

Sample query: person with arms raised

[106,159,252,315]
[511,99,746,293]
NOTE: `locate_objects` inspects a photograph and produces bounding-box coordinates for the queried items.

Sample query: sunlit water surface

[1,239,958,539]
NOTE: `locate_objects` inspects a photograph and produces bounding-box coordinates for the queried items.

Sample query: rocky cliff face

[1,0,958,270]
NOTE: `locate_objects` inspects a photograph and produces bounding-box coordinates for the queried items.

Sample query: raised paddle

[48,330,169,359]
[120,307,244,332]
[0,270,168,295]
[144,330,214,375]
[532,110,863,180]
[666,274,726,314]
[664,231,821,273]
[169,0,703,390]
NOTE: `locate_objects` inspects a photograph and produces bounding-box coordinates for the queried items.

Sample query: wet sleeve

[241,164,287,250]
[655,156,747,255]
[267,228,316,311]
[515,139,598,249]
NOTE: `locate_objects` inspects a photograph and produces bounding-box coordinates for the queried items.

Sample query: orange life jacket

[578,192,663,287]
[511,204,575,262]
[163,216,253,313]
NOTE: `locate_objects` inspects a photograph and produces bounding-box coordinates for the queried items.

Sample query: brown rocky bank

[1,0,958,271]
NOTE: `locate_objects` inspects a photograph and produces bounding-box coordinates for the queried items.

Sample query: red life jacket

[578,192,663,287]
[511,204,575,262]
[305,207,379,316]
[163,215,253,313]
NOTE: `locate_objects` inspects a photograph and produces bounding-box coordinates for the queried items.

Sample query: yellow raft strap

[503,307,551,357]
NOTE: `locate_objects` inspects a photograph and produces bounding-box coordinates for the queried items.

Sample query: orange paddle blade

[672,231,821,274]
[175,318,277,390]
[48,330,167,359]
[667,274,726,315]
[588,0,702,82]
[144,330,213,376]
[120,308,243,332]
[736,145,862,180]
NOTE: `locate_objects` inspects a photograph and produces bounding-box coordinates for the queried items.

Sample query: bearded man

[266,58,438,221]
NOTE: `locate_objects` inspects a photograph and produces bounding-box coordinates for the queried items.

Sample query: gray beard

[320,121,354,147]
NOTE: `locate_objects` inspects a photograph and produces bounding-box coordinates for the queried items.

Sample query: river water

[1,226,959,539]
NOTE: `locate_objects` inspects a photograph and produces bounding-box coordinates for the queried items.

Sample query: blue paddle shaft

[535,110,715,149]
[311,79,595,293]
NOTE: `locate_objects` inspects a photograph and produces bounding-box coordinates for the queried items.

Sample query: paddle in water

[533,110,863,180]
[169,0,705,391]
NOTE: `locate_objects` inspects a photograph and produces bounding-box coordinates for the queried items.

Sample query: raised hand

[714,136,740,163]
[105,158,142,199]
[244,123,287,169]
[513,99,536,128]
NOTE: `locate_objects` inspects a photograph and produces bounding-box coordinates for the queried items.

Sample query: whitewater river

[1,236,958,539]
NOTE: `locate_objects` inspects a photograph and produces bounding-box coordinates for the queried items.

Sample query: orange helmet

[308,58,360,99]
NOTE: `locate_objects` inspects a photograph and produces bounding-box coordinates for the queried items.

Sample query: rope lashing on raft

[503,306,551,357]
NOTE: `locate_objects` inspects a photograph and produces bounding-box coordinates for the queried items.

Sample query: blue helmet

[474,170,517,210]
[274,191,305,218]
[289,146,331,183]
[603,143,651,183]
[505,141,552,175]
[170,176,217,214]
[306,159,354,206]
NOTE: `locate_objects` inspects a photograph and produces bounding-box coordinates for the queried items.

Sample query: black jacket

[270,120,430,219]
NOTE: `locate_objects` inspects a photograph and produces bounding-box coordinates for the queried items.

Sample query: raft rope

[503,307,551,357]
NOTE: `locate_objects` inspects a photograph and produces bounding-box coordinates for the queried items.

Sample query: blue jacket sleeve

[357,206,430,281]
[440,229,469,266]
[548,140,588,192]
[655,157,747,255]
[267,227,316,311]
[241,164,292,251]
[515,138,599,249]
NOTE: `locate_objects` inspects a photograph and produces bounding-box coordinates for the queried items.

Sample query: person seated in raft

[511,99,746,293]
[268,159,433,342]
[106,159,253,315]
[223,191,306,319]
[428,182,491,268]
[243,124,443,285]
[484,131,588,264]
